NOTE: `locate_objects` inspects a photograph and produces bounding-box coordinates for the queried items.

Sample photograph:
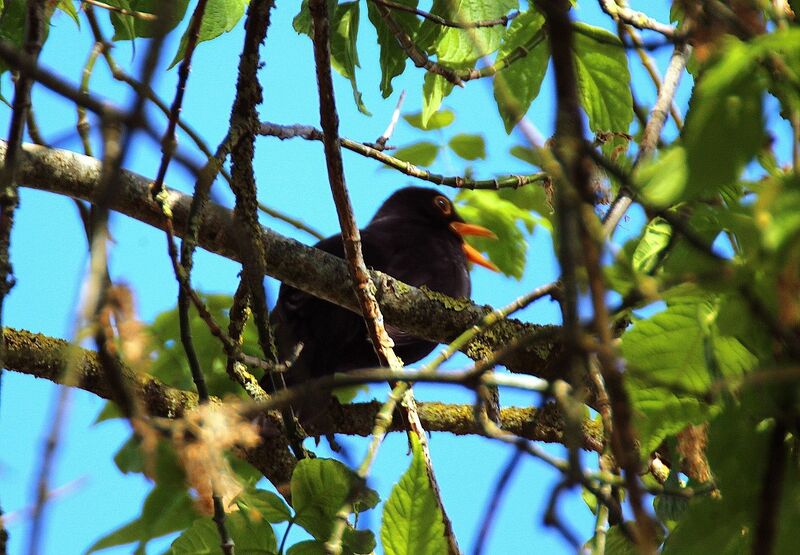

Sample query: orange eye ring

[433,195,452,216]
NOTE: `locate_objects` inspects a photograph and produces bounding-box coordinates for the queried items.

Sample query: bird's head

[369,187,499,272]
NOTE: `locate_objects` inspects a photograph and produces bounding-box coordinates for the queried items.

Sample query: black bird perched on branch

[266,186,498,392]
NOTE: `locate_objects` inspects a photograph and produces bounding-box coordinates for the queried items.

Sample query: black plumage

[267,187,496,389]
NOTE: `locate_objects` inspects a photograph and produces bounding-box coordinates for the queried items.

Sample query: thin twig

[260,122,548,190]
[309,2,459,552]
[257,201,325,240]
[598,0,678,38]
[600,42,691,236]
[372,1,465,86]
[472,448,524,555]
[76,42,103,157]
[373,89,405,150]
[621,25,683,129]
[0,0,47,370]
[539,1,657,550]
[81,0,158,20]
[27,388,70,555]
[0,4,48,553]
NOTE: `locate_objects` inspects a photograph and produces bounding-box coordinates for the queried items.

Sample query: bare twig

[0,4,51,554]
[539,0,657,550]
[309,2,458,552]
[27,388,70,555]
[373,89,405,150]
[81,0,158,21]
[473,448,524,555]
[0,0,47,370]
[621,25,683,129]
[598,0,679,38]
[76,42,103,157]
[257,201,325,240]
[601,42,691,236]
[259,122,548,190]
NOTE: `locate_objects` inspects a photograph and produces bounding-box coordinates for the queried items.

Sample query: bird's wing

[269,234,377,382]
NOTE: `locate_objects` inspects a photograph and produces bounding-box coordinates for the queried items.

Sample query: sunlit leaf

[110,0,189,42]
[168,510,277,554]
[421,71,456,128]
[381,433,447,555]
[366,0,419,98]
[572,23,633,133]
[291,459,378,554]
[392,141,440,166]
[57,0,80,25]
[87,483,197,553]
[448,134,485,160]
[683,37,764,200]
[493,9,548,133]
[169,0,245,67]
[621,292,758,454]
[417,0,518,64]
[403,109,454,130]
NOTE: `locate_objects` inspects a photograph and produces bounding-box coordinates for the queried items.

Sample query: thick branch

[2,326,601,449]
[2,141,562,380]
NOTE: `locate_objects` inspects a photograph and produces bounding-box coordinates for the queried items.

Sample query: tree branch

[2,141,563,382]
[2,326,602,457]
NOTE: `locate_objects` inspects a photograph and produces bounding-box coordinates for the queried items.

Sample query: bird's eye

[434,195,452,216]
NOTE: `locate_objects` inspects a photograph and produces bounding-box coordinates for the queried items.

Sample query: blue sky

[0,1,704,553]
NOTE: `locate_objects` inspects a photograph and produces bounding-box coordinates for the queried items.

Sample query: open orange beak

[449,222,500,272]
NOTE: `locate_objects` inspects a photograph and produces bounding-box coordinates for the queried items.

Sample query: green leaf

[403,109,454,130]
[57,0,80,25]
[654,472,689,526]
[683,37,764,200]
[663,390,800,554]
[635,146,688,209]
[392,141,440,167]
[287,540,327,555]
[366,0,419,98]
[94,400,124,423]
[109,0,189,41]
[632,218,672,274]
[588,524,663,554]
[236,489,292,524]
[169,0,247,68]
[168,511,277,554]
[329,1,370,116]
[493,9,549,133]
[421,72,456,128]
[381,433,447,555]
[621,293,758,454]
[448,134,486,161]
[86,484,198,553]
[0,0,41,78]
[293,1,369,115]
[455,189,537,279]
[755,175,800,253]
[148,294,258,398]
[572,23,633,133]
[417,0,518,65]
[291,459,378,554]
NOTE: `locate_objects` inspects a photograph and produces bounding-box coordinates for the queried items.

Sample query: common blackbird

[267,186,497,390]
